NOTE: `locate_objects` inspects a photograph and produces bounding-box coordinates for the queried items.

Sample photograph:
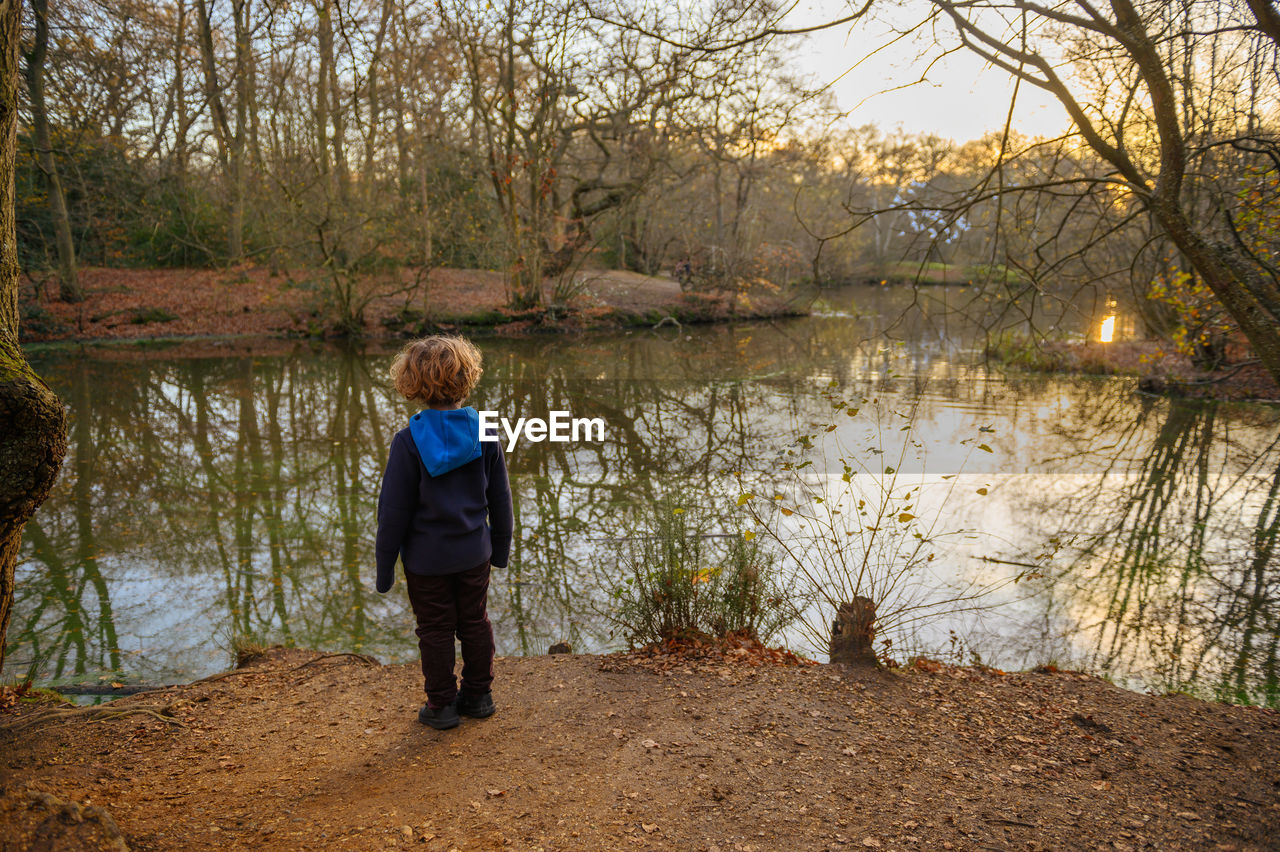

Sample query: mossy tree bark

[0,0,68,672]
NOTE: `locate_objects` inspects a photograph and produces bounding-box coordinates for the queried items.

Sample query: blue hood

[408,407,482,476]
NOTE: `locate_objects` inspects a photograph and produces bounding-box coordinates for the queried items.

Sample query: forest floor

[2,646,1278,851]
[17,266,803,344]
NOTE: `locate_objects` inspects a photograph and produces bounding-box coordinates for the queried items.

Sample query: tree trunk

[315,0,331,180]
[389,14,408,211]
[829,597,877,666]
[194,0,243,264]
[0,0,68,672]
[362,0,393,210]
[22,0,79,302]
[1152,198,1280,387]
[173,0,190,191]
[229,0,250,263]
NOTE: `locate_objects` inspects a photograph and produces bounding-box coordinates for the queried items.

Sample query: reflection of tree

[11,362,120,682]
[71,361,121,676]
[1023,395,1280,705]
[8,329,839,680]
[475,335,804,654]
[1215,458,1279,705]
[9,314,1276,702]
[332,350,368,652]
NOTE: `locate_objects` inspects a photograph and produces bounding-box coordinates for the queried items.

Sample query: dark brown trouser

[404,560,495,708]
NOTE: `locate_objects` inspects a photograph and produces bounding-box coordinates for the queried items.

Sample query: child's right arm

[375,433,419,593]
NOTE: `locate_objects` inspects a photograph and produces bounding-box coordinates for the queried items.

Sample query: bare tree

[194,0,253,263]
[749,0,1280,381]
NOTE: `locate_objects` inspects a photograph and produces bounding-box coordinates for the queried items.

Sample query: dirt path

[2,648,1278,851]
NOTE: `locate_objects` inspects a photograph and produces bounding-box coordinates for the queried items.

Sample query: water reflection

[1009,397,1280,704]
[6,295,1278,704]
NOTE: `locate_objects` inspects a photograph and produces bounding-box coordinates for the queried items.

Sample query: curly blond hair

[390,335,483,407]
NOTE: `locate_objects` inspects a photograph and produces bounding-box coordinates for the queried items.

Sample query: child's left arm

[375,432,419,593]
[485,443,514,569]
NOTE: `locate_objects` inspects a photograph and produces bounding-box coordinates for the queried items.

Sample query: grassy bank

[2,647,1277,850]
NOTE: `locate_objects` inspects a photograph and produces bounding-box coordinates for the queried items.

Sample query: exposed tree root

[1,704,185,733]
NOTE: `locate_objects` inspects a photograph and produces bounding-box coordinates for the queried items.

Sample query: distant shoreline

[18,265,807,346]
[986,337,1280,404]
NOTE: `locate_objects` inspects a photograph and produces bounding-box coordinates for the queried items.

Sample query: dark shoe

[418,700,460,730]
[456,691,495,719]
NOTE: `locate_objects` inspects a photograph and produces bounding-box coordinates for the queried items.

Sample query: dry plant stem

[744,394,1030,655]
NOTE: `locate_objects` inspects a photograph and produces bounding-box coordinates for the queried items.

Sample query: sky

[790,4,1071,142]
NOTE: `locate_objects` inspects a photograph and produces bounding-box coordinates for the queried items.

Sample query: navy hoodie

[375,407,513,593]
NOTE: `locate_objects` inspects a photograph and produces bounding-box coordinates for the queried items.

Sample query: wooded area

[9,0,1277,376]
[3,0,1279,670]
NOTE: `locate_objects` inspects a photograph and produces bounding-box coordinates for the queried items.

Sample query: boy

[376,335,513,730]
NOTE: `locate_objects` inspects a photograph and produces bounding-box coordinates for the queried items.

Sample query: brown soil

[2,648,1278,851]
[18,267,800,345]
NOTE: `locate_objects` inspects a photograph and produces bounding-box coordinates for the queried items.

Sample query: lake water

[7,286,1279,705]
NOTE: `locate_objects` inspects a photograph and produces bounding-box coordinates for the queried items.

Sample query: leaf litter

[1,647,1277,850]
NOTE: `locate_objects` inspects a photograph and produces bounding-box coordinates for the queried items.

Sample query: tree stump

[829,597,876,665]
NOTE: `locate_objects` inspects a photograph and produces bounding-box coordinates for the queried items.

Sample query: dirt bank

[990,339,1280,403]
[2,648,1278,851]
[18,267,803,344]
